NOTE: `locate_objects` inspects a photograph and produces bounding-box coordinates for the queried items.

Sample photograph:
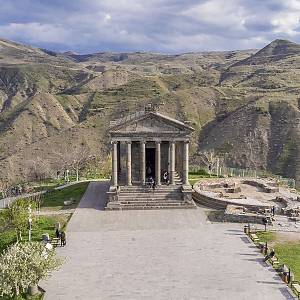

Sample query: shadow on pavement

[77,181,110,211]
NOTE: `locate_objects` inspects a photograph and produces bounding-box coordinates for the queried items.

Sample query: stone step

[120,205,196,210]
[119,199,183,204]
[119,198,183,202]
[119,192,182,196]
[120,202,196,207]
[121,203,196,209]
[120,186,181,191]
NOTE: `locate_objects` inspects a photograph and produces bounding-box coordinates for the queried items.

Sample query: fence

[0,191,45,209]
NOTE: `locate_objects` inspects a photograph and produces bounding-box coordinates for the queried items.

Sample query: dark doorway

[146,148,155,180]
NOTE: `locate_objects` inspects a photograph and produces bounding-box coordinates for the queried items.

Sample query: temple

[106,104,196,209]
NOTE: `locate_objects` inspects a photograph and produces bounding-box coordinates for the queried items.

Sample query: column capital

[183,140,189,144]
[111,140,118,145]
[125,140,132,144]
[140,140,146,145]
[155,140,161,144]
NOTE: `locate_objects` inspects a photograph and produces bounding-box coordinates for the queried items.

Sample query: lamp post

[28,205,32,242]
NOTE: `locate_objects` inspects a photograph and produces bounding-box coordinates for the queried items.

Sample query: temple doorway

[146,148,155,180]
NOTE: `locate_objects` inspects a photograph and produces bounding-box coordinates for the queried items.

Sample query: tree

[0,179,11,198]
[55,143,92,182]
[2,198,36,242]
[197,150,219,176]
[0,242,62,298]
[26,157,52,182]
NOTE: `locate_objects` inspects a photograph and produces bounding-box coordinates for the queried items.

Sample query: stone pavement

[42,181,294,300]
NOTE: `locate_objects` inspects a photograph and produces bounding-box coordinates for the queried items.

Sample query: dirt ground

[200,177,298,209]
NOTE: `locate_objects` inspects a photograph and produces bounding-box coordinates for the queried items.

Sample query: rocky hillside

[0,38,299,187]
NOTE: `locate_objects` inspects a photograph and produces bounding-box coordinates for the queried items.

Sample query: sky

[0,0,300,54]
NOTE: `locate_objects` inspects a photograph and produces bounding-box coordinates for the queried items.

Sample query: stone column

[126,141,132,186]
[155,141,161,186]
[140,141,146,185]
[112,141,118,187]
[170,141,176,185]
[183,141,189,185]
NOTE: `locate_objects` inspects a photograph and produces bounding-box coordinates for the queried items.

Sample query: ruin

[106,104,196,210]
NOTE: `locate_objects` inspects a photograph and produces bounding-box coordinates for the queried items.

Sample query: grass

[0,181,88,253]
[0,214,70,253]
[256,231,277,243]
[256,231,300,281]
[41,181,89,211]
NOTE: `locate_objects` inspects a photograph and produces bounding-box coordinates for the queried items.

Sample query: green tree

[2,198,36,242]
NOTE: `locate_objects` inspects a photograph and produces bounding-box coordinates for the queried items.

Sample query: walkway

[42,181,292,300]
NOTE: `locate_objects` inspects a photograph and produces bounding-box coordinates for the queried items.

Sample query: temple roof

[109,105,194,135]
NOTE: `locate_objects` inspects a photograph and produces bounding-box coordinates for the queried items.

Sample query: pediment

[110,112,193,134]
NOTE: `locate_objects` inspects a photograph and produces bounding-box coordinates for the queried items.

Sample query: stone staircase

[117,184,196,210]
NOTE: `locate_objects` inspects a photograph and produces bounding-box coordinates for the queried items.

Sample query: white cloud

[0,22,71,44]
[1,0,300,53]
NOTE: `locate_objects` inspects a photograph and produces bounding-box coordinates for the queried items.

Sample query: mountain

[0,38,299,187]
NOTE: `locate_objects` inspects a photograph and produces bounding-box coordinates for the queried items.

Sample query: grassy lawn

[0,214,70,253]
[256,231,300,281]
[0,181,88,253]
[41,181,89,210]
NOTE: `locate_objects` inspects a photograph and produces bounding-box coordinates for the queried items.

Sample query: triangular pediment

[109,112,194,134]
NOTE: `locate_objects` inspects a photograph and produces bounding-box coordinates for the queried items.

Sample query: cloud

[0,0,300,53]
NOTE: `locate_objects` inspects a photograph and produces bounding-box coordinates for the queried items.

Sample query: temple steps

[111,184,196,210]
[120,203,196,210]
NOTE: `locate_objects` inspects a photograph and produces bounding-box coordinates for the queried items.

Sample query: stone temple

[106,104,196,210]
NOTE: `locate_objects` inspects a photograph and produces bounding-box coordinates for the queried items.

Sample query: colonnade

[111,140,189,187]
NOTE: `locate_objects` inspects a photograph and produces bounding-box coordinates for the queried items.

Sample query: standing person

[55,228,60,239]
[60,231,66,247]
[152,179,156,192]
[262,217,268,231]
[272,206,276,217]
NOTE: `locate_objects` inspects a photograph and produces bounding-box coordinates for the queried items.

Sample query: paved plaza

[42,181,293,300]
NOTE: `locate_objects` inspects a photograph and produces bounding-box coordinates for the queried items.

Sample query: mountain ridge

[0,38,299,187]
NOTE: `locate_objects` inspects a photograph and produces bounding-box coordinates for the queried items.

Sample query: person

[60,231,66,247]
[262,217,268,231]
[264,248,275,262]
[163,171,169,185]
[152,179,156,191]
[272,206,276,217]
[148,176,154,189]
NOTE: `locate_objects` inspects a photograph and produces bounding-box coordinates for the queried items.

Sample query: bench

[291,282,300,299]
[51,238,60,247]
[250,233,259,243]
[269,255,279,267]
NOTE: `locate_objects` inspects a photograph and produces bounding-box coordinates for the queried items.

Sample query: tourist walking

[60,231,66,247]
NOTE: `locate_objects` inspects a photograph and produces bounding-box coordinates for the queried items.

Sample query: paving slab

[42,181,293,300]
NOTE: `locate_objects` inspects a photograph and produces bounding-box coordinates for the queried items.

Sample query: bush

[0,242,62,298]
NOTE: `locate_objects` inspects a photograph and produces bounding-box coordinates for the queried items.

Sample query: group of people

[55,228,67,247]
[146,171,169,190]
